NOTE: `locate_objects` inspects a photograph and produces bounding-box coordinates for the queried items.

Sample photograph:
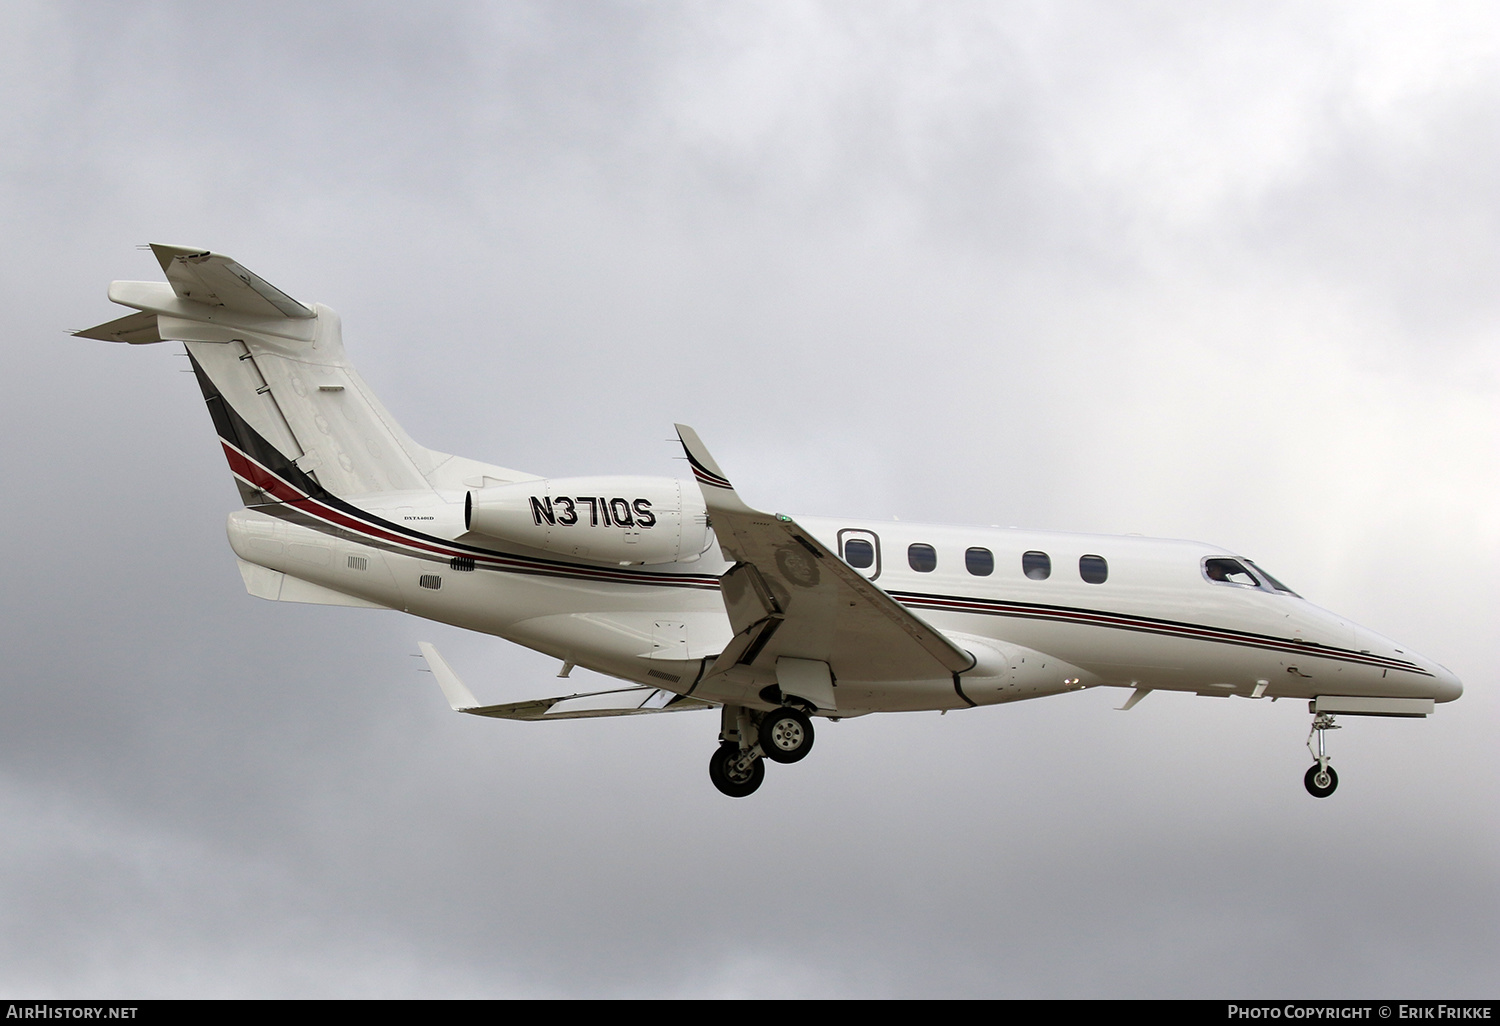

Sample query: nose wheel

[709,742,765,798]
[1304,712,1340,798]
[1304,762,1338,798]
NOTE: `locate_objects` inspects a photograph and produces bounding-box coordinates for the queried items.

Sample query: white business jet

[79,246,1462,798]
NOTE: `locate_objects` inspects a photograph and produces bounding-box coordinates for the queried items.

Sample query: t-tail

[76,245,534,511]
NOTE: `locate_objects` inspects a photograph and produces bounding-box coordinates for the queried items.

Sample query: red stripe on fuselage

[222,441,482,560]
[893,591,1427,674]
[219,440,722,587]
[219,439,1411,674]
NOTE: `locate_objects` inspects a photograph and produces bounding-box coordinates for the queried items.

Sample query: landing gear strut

[707,704,821,796]
[1304,712,1340,798]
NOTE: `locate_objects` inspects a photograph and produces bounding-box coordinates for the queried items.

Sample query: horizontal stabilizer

[150,244,314,319]
[73,310,164,344]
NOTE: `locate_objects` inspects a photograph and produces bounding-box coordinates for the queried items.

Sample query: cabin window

[908,543,937,573]
[1023,550,1051,580]
[1203,557,1258,588]
[1079,555,1108,584]
[965,547,994,576]
[844,538,875,569]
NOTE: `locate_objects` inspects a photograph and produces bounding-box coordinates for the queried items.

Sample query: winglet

[674,424,756,515]
[418,642,481,711]
[674,423,975,679]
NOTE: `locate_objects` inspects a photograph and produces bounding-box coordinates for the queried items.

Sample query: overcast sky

[0,0,1496,998]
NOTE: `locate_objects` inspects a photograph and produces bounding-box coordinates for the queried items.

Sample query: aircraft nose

[1430,663,1464,703]
[1359,625,1463,704]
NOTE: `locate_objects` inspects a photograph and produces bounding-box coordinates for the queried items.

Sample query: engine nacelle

[465,476,712,566]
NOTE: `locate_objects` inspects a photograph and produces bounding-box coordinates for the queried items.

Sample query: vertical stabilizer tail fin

[80,246,537,508]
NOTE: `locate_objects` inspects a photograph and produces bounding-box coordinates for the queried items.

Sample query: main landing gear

[1304,712,1340,798]
[760,706,814,764]
[709,704,817,797]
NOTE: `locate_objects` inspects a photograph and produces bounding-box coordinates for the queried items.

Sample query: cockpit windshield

[1245,560,1299,597]
[1202,557,1302,597]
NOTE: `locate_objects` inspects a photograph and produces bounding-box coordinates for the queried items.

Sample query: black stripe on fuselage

[887,589,1431,676]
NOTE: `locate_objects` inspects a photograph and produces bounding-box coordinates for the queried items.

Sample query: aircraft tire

[760,707,815,765]
[1304,763,1338,798]
[709,743,764,798]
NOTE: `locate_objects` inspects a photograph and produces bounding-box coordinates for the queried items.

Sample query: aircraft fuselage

[224,498,1460,717]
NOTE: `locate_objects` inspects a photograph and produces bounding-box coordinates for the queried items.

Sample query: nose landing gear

[709,742,765,798]
[1304,712,1340,798]
[1304,762,1338,798]
[709,704,765,798]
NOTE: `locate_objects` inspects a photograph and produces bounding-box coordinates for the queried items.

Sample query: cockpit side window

[1203,557,1260,588]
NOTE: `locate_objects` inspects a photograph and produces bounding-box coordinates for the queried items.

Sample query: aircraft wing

[418,642,714,720]
[675,425,974,692]
[457,689,715,721]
